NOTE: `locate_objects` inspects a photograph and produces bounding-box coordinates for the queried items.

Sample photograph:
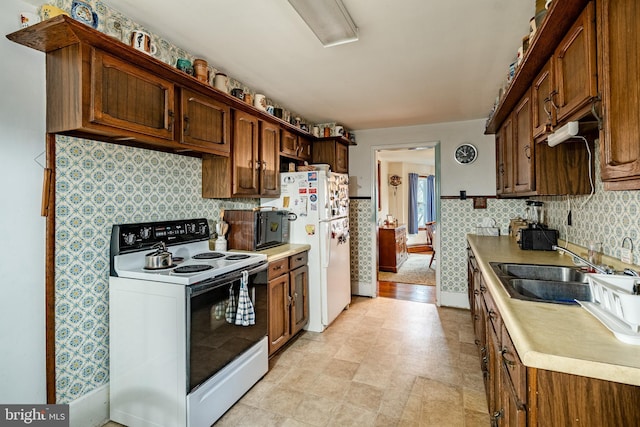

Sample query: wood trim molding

[45,133,56,403]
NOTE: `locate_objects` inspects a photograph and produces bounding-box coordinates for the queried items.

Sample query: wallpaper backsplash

[54,136,257,402]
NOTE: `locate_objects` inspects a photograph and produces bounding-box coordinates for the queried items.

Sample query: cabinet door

[267,273,290,355]
[90,48,174,140]
[496,116,514,195]
[532,59,554,140]
[335,142,349,173]
[179,88,230,155]
[232,110,260,196]
[280,129,298,157]
[553,1,597,123]
[289,265,309,336]
[513,90,535,194]
[598,0,640,188]
[298,136,313,161]
[260,121,280,196]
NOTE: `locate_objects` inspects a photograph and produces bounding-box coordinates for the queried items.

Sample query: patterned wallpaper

[349,199,374,285]
[540,139,640,264]
[54,136,257,402]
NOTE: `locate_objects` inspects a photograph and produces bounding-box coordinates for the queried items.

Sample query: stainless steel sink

[489,262,592,305]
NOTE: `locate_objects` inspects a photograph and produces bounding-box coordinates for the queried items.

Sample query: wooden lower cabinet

[468,246,640,426]
[267,251,308,355]
[378,225,408,273]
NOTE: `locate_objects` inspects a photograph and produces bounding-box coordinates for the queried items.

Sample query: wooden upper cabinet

[280,130,312,161]
[179,88,230,155]
[598,0,640,189]
[553,1,597,123]
[89,48,175,141]
[280,130,298,157]
[513,90,535,193]
[232,110,260,196]
[259,121,280,196]
[298,136,313,162]
[497,116,514,195]
[532,59,555,140]
[312,138,349,173]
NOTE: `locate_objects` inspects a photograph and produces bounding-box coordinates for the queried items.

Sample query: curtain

[408,173,419,234]
[426,174,435,223]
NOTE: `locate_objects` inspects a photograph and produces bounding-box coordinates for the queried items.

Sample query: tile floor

[104,296,489,426]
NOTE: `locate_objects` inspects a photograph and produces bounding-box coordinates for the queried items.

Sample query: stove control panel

[111,218,211,255]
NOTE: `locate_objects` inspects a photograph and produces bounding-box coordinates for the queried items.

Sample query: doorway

[371,142,441,304]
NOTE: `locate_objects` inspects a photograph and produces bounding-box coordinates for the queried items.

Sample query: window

[417,175,435,225]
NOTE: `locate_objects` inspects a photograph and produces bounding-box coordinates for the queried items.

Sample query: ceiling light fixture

[288,0,359,47]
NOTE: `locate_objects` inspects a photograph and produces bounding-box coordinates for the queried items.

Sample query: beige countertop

[209,241,311,263]
[467,235,640,386]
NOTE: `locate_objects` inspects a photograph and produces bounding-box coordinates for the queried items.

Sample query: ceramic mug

[176,58,193,75]
[214,73,229,93]
[254,94,266,110]
[334,125,344,136]
[266,105,275,115]
[230,88,244,100]
[130,30,157,55]
[193,59,209,83]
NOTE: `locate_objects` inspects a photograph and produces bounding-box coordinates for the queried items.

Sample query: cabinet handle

[287,295,293,307]
[183,116,190,135]
[168,110,174,132]
[474,289,480,295]
[262,160,267,171]
[488,309,497,320]
[524,144,531,160]
[550,89,560,111]
[255,160,261,170]
[480,286,486,293]
[491,409,504,426]
[501,348,516,367]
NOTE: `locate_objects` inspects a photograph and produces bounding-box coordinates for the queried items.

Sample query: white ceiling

[103,0,534,131]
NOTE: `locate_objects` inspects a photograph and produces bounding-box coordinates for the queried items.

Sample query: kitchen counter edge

[467,234,640,386]
[210,242,311,263]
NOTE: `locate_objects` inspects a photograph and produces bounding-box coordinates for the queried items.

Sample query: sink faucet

[551,245,609,274]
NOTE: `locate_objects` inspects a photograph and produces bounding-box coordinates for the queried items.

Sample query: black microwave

[224,209,290,251]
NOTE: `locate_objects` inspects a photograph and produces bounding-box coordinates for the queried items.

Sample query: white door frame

[370,141,441,304]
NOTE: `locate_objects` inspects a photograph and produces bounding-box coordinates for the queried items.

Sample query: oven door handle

[188,261,267,297]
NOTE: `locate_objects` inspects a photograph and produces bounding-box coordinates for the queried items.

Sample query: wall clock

[454,143,478,165]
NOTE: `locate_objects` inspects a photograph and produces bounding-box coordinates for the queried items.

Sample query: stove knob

[140,227,151,239]
[123,233,136,245]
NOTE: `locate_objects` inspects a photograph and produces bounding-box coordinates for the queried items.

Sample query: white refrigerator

[262,170,351,332]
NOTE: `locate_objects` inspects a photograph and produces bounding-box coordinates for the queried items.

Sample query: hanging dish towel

[225,285,237,324]
[235,271,255,326]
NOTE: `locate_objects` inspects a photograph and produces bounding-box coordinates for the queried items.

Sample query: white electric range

[109,218,269,427]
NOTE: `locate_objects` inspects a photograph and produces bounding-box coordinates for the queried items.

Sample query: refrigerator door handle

[322,222,331,269]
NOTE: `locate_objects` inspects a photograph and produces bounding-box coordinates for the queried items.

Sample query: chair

[425,221,436,269]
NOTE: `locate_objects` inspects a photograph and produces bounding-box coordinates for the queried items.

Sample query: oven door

[186,262,268,393]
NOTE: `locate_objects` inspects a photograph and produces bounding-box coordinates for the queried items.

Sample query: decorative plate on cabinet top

[71,0,98,29]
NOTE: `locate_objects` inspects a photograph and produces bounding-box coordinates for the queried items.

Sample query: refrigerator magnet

[305,224,315,235]
[307,172,317,181]
[310,194,317,203]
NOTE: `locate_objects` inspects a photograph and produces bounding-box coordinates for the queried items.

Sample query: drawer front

[500,322,526,401]
[268,258,289,280]
[483,290,501,338]
[289,251,308,271]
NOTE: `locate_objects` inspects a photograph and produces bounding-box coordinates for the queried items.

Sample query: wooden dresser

[378,225,409,272]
